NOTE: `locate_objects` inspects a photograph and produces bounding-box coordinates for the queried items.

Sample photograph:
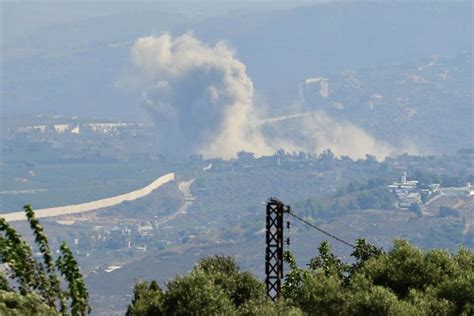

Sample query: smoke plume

[131,33,272,158]
[131,34,394,160]
[261,111,393,159]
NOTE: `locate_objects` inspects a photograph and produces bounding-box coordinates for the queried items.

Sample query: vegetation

[0,205,90,315]
[127,240,473,315]
[296,177,397,221]
[414,169,473,189]
[0,291,59,316]
[1,206,472,315]
[283,240,473,315]
[126,255,300,315]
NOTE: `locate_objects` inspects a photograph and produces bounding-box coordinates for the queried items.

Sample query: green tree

[0,291,59,316]
[126,281,163,316]
[308,241,349,280]
[0,205,90,315]
[282,239,473,316]
[125,240,473,315]
[127,255,288,316]
[162,270,236,315]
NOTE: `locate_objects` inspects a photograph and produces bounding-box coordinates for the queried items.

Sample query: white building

[388,172,424,210]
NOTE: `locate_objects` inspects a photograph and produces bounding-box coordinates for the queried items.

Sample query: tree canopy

[283,239,473,315]
[2,206,472,315]
[127,240,473,316]
[126,255,300,315]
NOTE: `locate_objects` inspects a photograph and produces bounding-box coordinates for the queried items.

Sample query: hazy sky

[1,1,471,157]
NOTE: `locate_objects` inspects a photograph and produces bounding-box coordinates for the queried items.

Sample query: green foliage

[354,187,396,210]
[414,169,439,189]
[126,281,163,316]
[25,205,64,309]
[282,239,382,315]
[348,239,384,275]
[281,251,307,304]
[0,272,10,292]
[0,290,59,316]
[0,205,90,315]
[337,177,389,196]
[283,239,474,315]
[237,296,302,315]
[127,255,284,316]
[299,178,396,221]
[55,243,90,315]
[0,212,41,295]
[308,241,349,279]
[162,269,236,315]
[195,255,264,308]
[126,240,472,315]
[283,250,346,315]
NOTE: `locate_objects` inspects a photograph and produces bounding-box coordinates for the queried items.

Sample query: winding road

[155,178,195,226]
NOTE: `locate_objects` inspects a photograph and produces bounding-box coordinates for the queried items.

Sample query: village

[388,171,474,211]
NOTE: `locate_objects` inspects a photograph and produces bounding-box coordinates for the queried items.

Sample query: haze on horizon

[1,1,472,159]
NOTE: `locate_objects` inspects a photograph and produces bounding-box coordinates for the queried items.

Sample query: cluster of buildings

[9,122,148,136]
[388,172,473,210]
[387,172,440,209]
[73,221,170,254]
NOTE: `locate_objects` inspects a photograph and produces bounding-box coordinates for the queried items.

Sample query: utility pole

[265,198,288,301]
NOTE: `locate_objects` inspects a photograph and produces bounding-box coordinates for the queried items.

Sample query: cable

[288,209,384,257]
[288,210,356,249]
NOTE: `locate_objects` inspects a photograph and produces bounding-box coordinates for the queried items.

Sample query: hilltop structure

[388,172,473,210]
[388,172,439,209]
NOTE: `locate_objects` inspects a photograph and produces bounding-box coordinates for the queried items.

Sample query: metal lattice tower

[265,198,286,301]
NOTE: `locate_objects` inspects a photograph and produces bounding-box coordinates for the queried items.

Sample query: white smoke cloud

[261,111,393,159]
[131,33,272,158]
[307,113,393,159]
[131,34,395,160]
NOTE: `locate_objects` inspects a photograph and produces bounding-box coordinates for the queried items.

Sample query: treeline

[335,177,390,196]
[296,177,397,220]
[2,207,473,315]
[126,240,473,315]
[413,169,473,189]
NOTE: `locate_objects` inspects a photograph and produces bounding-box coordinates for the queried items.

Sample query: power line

[288,209,384,257]
[264,198,381,302]
[288,210,356,250]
